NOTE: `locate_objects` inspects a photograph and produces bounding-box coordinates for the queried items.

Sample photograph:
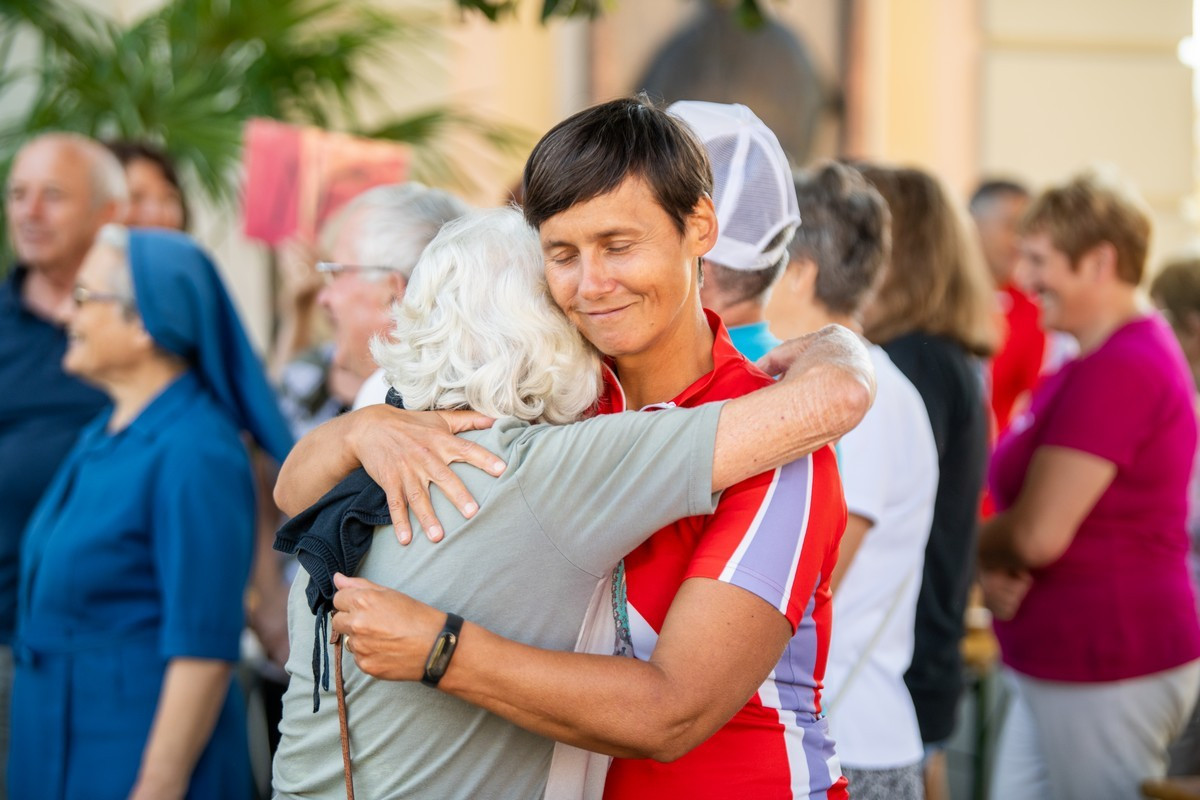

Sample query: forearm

[441,625,703,761]
[273,413,363,514]
[132,659,232,798]
[713,360,871,490]
[978,511,1034,571]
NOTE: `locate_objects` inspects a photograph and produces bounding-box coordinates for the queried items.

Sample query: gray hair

[321,183,469,280]
[13,132,129,211]
[371,207,602,424]
[789,162,891,316]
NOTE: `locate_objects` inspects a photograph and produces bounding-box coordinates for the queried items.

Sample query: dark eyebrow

[543,228,640,250]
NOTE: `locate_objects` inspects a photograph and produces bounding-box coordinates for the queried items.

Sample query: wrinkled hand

[331,573,445,682]
[346,404,504,544]
[757,325,876,407]
[980,568,1033,621]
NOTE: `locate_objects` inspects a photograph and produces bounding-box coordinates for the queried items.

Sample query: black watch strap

[421,612,464,687]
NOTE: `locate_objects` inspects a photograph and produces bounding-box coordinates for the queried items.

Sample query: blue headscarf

[127,229,294,464]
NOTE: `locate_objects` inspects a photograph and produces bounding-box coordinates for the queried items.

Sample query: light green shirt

[273,403,723,799]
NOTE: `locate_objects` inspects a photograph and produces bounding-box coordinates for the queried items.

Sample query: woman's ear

[686,193,719,260]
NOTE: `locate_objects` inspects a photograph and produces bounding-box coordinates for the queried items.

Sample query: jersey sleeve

[517,403,724,577]
[1039,350,1158,470]
[152,431,255,661]
[685,445,846,631]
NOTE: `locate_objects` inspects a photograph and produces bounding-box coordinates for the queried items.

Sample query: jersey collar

[595,309,739,412]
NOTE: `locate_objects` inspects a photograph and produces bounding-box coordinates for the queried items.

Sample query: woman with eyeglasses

[9,225,292,800]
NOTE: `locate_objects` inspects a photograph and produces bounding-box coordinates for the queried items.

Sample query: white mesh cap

[668,100,801,272]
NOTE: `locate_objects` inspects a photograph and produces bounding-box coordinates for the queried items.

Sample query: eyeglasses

[315,262,398,284]
[71,285,133,309]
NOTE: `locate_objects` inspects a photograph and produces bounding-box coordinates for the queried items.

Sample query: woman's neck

[104,356,188,432]
[1073,288,1145,356]
[615,309,714,409]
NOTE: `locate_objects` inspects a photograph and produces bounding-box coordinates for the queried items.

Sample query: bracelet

[420,613,464,687]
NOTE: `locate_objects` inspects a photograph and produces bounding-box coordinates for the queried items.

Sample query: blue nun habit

[11,230,292,800]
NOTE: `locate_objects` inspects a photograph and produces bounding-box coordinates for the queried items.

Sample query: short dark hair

[522,95,712,233]
[104,139,190,229]
[969,178,1030,217]
[788,162,890,316]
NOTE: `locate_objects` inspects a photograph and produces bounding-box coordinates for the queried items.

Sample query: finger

[406,481,444,543]
[387,483,414,545]
[440,410,498,434]
[755,344,793,377]
[425,462,480,519]
[333,572,371,590]
[445,436,506,477]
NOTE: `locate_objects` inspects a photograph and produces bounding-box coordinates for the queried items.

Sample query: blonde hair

[858,165,998,356]
[371,207,602,424]
[1021,170,1151,286]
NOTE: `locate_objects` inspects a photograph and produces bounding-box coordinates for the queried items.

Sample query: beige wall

[10,0,1198,342]
[979,0,1196,270]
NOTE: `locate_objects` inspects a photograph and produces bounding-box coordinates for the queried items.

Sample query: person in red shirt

[275,96,860,798]
[971,179,1045,431]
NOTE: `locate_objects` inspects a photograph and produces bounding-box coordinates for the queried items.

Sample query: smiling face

[6,139,116,275]
[538,175,716,365]
[63,242,151,388]
[1020,231,1093,335]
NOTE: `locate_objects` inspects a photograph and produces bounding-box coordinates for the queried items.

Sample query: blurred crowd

[1,91,1198,800]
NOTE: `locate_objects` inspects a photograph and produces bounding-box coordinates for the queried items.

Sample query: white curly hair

[370,206,602,424]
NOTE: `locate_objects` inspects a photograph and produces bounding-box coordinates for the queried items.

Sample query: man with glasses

[0,132,127,794]
[276,184,468,436]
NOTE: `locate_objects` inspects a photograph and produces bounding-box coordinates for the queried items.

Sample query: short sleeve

[686,446,846,631]
[517,403,724,577]
[152,432,255,661]
[1039,351,1158,470]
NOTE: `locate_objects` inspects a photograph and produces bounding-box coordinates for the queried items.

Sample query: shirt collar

[113,371,202,443]
[596,309,741,412]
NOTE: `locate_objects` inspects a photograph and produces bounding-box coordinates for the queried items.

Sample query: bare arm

[713,325,874,489]
[830,514,872,593]
[128,659,231,800]
[335,574,790,760]
[978,445,1115,570]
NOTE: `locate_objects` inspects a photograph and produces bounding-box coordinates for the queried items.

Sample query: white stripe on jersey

[717,466,781,586]
[779,456,815,613]
[627,602,659,660]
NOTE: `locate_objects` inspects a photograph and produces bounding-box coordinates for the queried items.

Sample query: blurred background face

[123,157,185,231]
[974,192,1029,289]
[1021,232,1087,334]
[316,209,404,405]
[63,243,145,385]
[6,140,110,274]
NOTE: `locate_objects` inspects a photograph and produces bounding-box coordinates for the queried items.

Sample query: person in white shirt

[768,161,939,800]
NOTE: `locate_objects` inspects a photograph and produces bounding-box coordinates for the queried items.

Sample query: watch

[421,612,464,687]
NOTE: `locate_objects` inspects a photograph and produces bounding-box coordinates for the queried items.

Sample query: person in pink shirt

[981,172,1200,799]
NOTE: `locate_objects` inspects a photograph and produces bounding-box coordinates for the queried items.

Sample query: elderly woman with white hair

[271,206,873,799]
[11,225,292,799]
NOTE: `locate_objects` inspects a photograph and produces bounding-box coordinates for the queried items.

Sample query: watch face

[426,631,458,680]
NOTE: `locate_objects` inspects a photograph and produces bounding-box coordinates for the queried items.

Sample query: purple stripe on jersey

[773,593,820,717]
[800,715,841,796]
[725,457,811,605]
